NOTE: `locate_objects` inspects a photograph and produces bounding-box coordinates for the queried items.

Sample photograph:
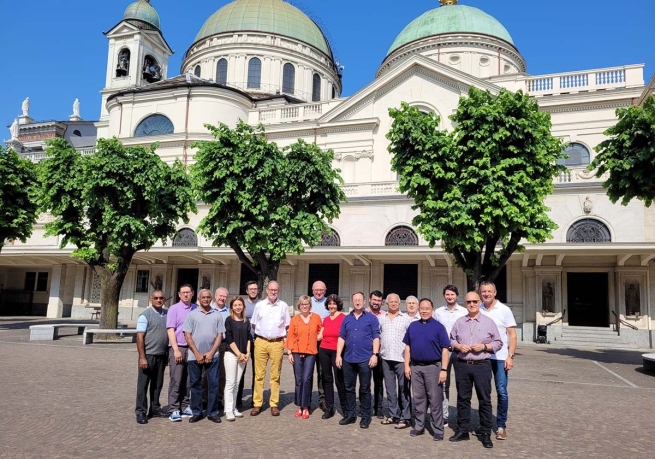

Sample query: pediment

[320,54,502,123]
[105,21,173,54]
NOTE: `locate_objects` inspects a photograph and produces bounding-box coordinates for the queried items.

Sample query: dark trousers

[189,357,220,417]
[135,354,167,416]
[411,364,444,436]
[319,348,346,413]
[454,360,493,434]
[167,346,190,413]
[372,360,384,413]
[343,360,372,421]
[292,353,316,407]
[442,351,456,420]
[382,359,411,422]
[315,347,325,404]
[236,337,255,406]
[217,344,227,405]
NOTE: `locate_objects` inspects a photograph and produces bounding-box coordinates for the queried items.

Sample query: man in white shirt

[250,281,290,417]
[433,284,467,426]
[480,281,517,441]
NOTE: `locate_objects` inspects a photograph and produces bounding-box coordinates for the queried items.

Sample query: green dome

[124,0,160,30]
[388,4,514,55]
[195,0,331,56]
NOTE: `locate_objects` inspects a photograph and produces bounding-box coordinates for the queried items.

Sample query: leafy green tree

[0,147,38,252]
[590,95,655,206]
[191,121,345,290]
[387,88,565,287]
[38,138,196,329]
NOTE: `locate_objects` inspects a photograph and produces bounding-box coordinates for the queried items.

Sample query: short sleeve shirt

[481,301,517,361]
[183,308,225,361]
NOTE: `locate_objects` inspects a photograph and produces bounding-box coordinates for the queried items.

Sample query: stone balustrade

[254,102,324,124]
[525,65,643,96]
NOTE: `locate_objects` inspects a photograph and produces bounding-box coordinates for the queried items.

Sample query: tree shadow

[537,346,646,365]
[0,318,97,331]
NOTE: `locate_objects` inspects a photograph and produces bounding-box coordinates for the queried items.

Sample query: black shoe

[481,434,493,448]
[189,414,203,423]
[322,409,335,420]
[375,409,384,419]
[149,409,169,419]
[360,418,371,429]
[409,429,424,437]
[471,429,483,436]
[449,432,471,442]
[339,416,357,425]
[136,414,148,425]
[207,415,222,424]
[319,401,327,412]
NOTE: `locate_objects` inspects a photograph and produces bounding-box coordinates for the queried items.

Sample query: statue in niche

[21,97,30,117]
[201,276,211,290]
[542,282,554,313]
[583,196,593,214]
[150,275,163,292]
[116,49,130,77]
[625,283,640,316]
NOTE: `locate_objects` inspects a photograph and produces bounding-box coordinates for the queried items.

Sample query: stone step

[561,328,618,336]
[554,336,623,344]
[550,339,640,350]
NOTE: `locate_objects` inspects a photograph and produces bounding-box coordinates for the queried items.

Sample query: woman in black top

[223,296,251,421]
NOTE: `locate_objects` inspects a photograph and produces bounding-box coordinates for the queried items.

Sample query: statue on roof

[73,98,80,118]
[9,118,19,140]
[21,97,30,117]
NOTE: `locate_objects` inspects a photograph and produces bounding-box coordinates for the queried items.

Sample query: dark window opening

[307,264,340,297]
[383,264,418,301]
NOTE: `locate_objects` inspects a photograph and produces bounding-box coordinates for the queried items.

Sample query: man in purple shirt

[448,291,502,449]
[166,283,197,422]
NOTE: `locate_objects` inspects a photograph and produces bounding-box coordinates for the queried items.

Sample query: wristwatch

[508,354,515,359]
[373,352,380,357]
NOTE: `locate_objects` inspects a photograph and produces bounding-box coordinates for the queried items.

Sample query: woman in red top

[286,295,323,419]
[318,294,347,420]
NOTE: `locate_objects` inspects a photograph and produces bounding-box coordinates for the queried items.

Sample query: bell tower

[98,1,173,124]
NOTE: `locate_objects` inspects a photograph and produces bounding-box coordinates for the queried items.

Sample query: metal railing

[546,309,566,326]
[611,310,638,333]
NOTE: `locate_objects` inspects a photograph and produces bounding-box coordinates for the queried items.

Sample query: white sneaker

[233,409,243,418]
[226,413,235,421]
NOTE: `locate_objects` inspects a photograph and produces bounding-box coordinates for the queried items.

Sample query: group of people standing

[134,279,516,449]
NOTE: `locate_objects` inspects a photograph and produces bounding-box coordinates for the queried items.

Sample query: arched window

[282,63,295,94]
[194,65,201,78]
[172,228,198,247]
[134,114,174,137]
[385,226,419,246]
[566,219,611,243]
[317,229,340,246]
[312,73,321,102]
[142,55,162,83]
[332,86,336,99]
[72,130,82,137]
[558,143,591,167]
[247,58,261,89]
[116,48,130,77]
[216,58,228,85]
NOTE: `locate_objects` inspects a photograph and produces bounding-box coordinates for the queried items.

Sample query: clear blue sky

[1,0,653,128]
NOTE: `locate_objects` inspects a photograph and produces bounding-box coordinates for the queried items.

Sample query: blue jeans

[490,359,508,428]
[189,357,220,417]
[292,353,316,408]
[343,360,372,421]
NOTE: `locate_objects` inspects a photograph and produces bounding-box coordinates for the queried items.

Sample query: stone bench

[643,354,655,373]
[83,328,138,345]
[29,324,87,341]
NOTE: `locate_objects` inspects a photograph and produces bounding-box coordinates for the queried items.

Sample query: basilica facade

[3,0,655,349]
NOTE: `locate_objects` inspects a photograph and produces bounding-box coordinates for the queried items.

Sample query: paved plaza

[1,317,654,459]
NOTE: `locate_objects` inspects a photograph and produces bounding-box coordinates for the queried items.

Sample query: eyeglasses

[465,300,479,304]
[152,296,165,300]
[247,287,259,291]
[313,289,326,292]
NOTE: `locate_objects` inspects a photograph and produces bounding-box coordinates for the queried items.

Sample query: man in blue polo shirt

[336,291,380,429]
[403,298,451,441]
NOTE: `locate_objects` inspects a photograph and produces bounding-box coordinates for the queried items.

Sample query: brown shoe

[496,427,507,440]
[271,407,280,416]
[250,407,261,416]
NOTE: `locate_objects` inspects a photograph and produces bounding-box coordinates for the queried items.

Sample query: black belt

[256,336,284,342]
[411,360,439,366]
[457,359,490,365]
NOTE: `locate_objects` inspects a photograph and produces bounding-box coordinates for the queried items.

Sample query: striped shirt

[379,312,411,362]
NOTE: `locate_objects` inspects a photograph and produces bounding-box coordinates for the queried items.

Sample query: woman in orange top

[286,295,323,419]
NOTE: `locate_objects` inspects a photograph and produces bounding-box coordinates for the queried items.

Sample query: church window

[194,65,201,78]
[282,63,295,94]
[312,74,321,102]
[566,219,611,243]
[73,130,82,137]
[317,228,340,246]
[248,58,262,89]
[558,142,591,167]
[172,228,198,247]
[385,226,419,246]
[216,59,228,85]
[134,114,174,137]
[135,270,150,293]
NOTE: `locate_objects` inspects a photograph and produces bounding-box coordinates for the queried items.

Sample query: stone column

[72,266,87,305]
[46,265,67,318]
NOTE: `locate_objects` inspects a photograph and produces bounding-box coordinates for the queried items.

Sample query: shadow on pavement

[538,346,645,365]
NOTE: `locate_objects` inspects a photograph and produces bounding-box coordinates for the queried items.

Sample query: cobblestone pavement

[1,317,654,459]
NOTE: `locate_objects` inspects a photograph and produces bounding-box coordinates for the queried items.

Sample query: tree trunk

[256,259,280,293]
[98,259,131,331]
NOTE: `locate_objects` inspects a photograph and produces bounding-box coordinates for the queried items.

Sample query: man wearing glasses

[238,280,260,408]
[135,290,169,424]
[166,283,197,421]
[311,280,330,411]
[449,291,502,449]
[250,281,290,416]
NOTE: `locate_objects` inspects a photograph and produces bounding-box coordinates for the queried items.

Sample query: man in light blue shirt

[311,280,330,411]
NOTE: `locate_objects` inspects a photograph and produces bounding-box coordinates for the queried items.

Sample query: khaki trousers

[253,337,285,408]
